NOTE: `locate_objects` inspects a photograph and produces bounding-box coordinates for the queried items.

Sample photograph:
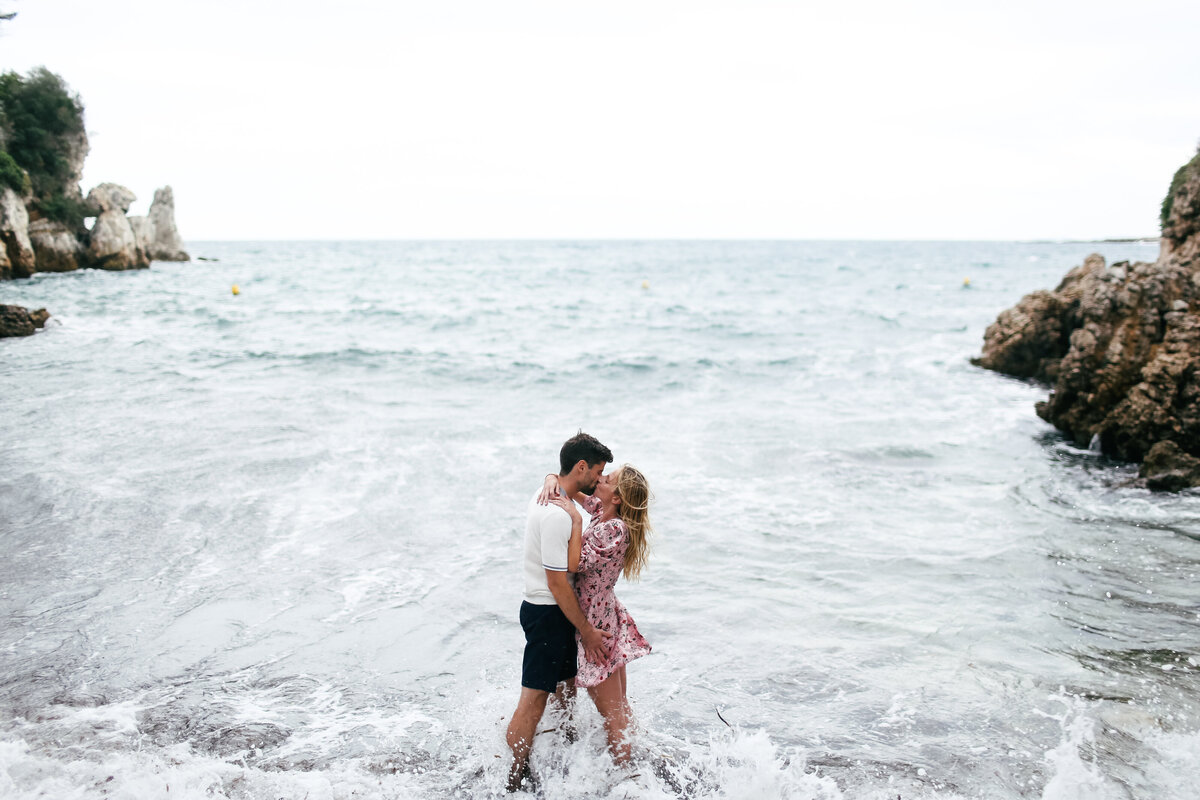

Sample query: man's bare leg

[550,679,578,742]
[506,687,549,792]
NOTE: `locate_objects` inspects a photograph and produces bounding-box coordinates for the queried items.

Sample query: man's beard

[580,482,597,496]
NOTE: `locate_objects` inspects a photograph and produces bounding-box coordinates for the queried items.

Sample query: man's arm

[546,570,611,664]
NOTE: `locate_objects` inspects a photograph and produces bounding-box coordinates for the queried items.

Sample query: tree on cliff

[1160,143,1200,245]
[0,67,87,226]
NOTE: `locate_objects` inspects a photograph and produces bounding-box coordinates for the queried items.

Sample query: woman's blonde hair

[614,464,652,581]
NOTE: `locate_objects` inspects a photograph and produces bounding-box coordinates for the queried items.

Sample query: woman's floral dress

[574,496,651,688]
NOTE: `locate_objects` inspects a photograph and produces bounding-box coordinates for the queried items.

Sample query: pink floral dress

[574,496,651,688]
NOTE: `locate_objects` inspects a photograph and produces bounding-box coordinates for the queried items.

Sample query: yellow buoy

[641,280,650,290]
[962,278,971,288]
[232,284,240,295]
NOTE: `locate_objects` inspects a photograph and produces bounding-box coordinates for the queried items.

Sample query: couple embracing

[505,432,653,792]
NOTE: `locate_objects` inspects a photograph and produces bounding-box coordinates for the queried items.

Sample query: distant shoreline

[1021,236,1160,245]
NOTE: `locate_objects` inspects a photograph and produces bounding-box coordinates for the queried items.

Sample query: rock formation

[145,186,189,261]
[0,82,187,279]
[974,148,1200,490]
[0,179,188,278]
[0,304,49,338]
[85,183,148,270]
[0,68,193,281]
[128,215,154,265]
[85,182,137,215]
[28,218,85,272]
[0,177,188,278]
[1141,441,1200,491]
[87,207,147,270]
[61,128,89,206]
[124,187,189,263]
[1161,153,1200,263]
[0,187,37,280]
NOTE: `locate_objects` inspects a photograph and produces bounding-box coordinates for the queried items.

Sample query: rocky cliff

[50,126,90,209]
[1,179,189,278]
[0,186,36,279]
[974,150,1200,490]
[0,68,189,282]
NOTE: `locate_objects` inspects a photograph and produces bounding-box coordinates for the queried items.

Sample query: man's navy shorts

[520,601,577,692]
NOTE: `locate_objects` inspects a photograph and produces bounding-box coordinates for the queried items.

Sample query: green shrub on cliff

[0,150,30,195]
[36,193,89,224]
[1161,149,1200,231]
[0,67,86,224]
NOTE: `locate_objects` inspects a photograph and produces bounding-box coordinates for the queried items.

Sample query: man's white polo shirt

[523,490,576,604]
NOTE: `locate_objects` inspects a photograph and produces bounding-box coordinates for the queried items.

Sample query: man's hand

[580,625,612,665]
[545,570,612,664]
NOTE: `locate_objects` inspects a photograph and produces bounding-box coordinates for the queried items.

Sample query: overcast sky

[2,0,1199,240]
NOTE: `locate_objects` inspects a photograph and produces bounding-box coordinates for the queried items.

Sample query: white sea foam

[1140,728,1200,791]
[1038,703,1113,800]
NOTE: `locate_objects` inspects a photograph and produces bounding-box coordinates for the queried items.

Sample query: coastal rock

[974,147,1200,489]
[0,187,37,280]
[146,186,189,261]
[29,307,50,328]
[28,218,85,272]
[128,215,154,265]
[976,255,1200,470]
[62,129,89,203]
[1162,152,1200,264]
[87,209,148,270]
[0,304,36,337]
[84,182,137,215]
[1141,440,1200,491]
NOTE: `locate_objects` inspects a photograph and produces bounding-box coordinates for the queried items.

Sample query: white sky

[1,0,1198,240]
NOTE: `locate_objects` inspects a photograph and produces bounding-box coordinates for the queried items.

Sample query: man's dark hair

[559,432,613,475]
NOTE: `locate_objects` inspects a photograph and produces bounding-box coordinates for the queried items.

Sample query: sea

[1,239,1197,799]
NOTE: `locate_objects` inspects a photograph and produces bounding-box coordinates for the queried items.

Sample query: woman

[541,465,653,765]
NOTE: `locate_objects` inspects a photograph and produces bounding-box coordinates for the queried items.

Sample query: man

[506,432,614,792]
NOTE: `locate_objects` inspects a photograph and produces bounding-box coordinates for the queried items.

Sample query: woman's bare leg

[615,666,633,749]
[587,672,632,765]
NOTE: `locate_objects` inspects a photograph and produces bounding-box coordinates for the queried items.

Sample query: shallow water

[2,239,1197,799]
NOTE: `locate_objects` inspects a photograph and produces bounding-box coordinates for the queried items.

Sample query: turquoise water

[2,239,1197,798]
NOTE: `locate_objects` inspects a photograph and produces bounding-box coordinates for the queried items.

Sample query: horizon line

[183,235,1163,244]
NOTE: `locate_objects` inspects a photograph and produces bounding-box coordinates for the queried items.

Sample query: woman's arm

[547,494,583,572]
[536,474,559,505]
[536,474,586,506]
[577,518,626,575]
